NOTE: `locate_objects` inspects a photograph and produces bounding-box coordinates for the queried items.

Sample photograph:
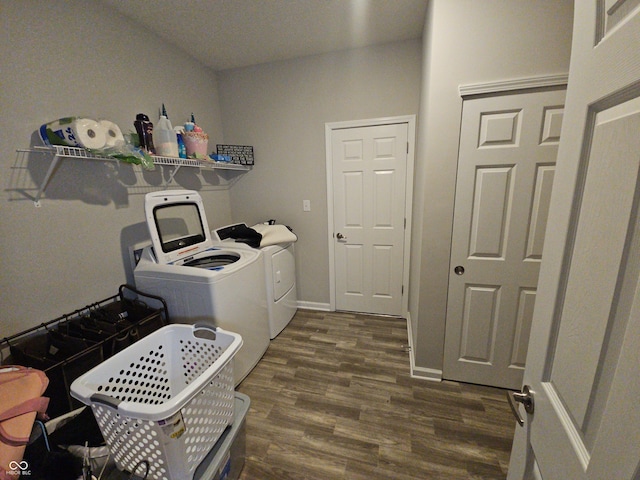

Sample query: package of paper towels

[99,119,125,148]
[39,117,118,150]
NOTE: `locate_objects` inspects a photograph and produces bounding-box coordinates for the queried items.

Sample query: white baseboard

[405,313,443,382]
[297,300,331,311]
[411,365,443,382]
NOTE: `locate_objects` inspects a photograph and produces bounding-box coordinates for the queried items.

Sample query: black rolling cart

[1,284,169,418]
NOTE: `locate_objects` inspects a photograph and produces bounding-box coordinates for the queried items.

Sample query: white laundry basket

[70,324,242,480]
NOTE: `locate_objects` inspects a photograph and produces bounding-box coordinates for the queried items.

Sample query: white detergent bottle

[154,104,179,157]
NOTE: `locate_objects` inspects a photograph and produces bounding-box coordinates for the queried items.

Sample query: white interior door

[444,88,565,390]
[330,122,408,315]
[507,2,640,479]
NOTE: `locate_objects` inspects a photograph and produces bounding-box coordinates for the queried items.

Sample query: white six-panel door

[330,122,409,315]
[508,1,640,478]
[444,89,566,390]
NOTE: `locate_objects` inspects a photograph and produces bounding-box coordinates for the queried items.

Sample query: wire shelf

[24,145,251,170]
[15,145,251,205]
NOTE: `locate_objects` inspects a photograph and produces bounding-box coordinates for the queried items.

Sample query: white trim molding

[297,301,331,311]
[459,74,569,98]
[405,312,442,382]
[411,366,444,382]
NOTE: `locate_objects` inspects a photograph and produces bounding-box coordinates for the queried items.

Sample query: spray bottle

[175,126,187,159]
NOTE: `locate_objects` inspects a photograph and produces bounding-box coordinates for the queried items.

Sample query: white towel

[251,224,298,247]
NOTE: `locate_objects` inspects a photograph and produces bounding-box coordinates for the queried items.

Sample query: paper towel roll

[39,117,106,150]
[99,120,125,148]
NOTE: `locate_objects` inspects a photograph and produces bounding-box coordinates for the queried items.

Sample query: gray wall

[1,0,231,336]
[410,0,574,374]
[217,41,423,306]
[1,0,574,381]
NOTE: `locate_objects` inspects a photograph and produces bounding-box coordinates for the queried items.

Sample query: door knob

[336,233,347,240]
[454,265,465,275]
[507,385,535,426]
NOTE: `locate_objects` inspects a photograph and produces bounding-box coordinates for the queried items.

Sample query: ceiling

[100,0,428,71]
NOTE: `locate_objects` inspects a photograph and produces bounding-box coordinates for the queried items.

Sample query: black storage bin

[2,285,168,418]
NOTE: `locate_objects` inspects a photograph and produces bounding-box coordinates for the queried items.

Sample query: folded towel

[251,224,298,248]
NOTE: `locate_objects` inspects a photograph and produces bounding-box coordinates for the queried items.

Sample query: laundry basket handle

[193,324,218,339]
[90,393,122,409]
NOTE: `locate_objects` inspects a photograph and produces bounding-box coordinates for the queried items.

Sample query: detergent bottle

[154,104,179,157]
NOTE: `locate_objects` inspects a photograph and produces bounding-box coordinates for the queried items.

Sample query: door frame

[325,115,416,316]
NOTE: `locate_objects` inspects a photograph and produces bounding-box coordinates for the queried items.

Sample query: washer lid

[144,190,214,265]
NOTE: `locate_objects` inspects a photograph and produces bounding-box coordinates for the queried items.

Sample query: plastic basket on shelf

[70,324,242,480]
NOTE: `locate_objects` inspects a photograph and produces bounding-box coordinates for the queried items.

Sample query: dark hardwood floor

[236,310,515,480]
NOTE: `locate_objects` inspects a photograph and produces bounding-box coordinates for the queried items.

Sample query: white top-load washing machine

[133,190,270,386]
[213,223,297,339]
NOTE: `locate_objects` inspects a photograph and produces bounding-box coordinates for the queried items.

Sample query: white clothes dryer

[213,223,298,339]
[133,190,270,386]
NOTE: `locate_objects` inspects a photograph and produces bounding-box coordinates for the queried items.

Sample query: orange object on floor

[0,366,49,480]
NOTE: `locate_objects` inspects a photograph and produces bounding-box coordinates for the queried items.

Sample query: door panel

[479,110,521,147]
[508,2,640,478]
[372,245,393,297]
[345,244,364,295]
[525,165,555,260]
[373,170,395,226]
[460,285,499,362]
[550,112,640,424]
[332,123,408,315]
[510,288,536,368]
[469,166,513,257]
[343,172,363,226]
[444,89,565,389]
